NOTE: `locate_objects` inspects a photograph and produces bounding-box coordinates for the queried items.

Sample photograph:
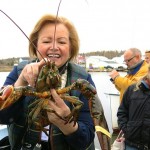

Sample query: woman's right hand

[14,59,46,87]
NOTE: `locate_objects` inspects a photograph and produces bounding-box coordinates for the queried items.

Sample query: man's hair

[129,48,142,57]
[145,50,150,53]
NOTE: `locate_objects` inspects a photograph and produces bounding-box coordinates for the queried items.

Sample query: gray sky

[0,0,150,58]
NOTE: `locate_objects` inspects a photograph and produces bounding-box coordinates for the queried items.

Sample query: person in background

[0,14,109,150]
[109,48,149,102]
[117,64,150,150]
[145,50,150,63]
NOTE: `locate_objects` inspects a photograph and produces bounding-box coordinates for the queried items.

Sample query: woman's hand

[14,59,46,87]
[47,89,78,135]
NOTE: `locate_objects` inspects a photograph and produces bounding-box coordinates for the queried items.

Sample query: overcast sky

[0,0,150,58]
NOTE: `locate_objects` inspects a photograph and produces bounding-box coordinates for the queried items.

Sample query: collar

[127,60,144,75]
[138,80,150,92]
[61,69,67,88]
[58,62,68,75]
[141,80,150,89]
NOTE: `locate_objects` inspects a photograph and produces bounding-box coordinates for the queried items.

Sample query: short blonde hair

[134,64,150,91]
[29,14,80,61]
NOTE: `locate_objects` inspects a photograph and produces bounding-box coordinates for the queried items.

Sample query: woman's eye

[43,41,51,43]
[59,41,66,44]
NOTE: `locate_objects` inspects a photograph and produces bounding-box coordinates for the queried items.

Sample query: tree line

[0,57,19,66]
[81,50,125,59]
[0,50,125,66]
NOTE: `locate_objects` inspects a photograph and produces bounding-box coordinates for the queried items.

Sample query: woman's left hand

[47,89,78,135]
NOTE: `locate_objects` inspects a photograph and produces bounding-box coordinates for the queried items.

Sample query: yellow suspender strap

[95,126,111,138]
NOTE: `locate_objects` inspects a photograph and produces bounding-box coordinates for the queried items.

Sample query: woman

[145,50,150,63]
[1,14,97,150]
[117,65,150,150]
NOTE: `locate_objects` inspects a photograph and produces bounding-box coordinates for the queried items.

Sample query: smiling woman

[0,12,111,150]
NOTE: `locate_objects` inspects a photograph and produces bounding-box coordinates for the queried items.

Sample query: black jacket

[117,83,150,145]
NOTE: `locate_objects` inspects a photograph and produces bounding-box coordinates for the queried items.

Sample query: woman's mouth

[47,54,60,58]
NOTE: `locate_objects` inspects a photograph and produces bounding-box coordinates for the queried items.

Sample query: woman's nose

[50,47,59,52]
[50,42,59,51]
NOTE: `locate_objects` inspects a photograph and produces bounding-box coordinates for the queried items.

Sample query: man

[145,50,150,63]
[109,48,148,102]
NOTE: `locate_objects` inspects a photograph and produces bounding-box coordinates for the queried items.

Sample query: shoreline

[0,65,127,73]
[0,66,13,72]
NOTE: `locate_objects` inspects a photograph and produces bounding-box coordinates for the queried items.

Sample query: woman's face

[145,53,150,63]
[37,23,70,68]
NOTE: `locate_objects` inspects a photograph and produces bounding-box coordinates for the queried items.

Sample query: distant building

[76,55,86,68]
[86,56,127,71]
[76,55,86,64]
[19,57,30,63]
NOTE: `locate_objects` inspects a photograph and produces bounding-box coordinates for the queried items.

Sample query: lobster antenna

[0,9,46,62]
[85,0,89,5]
[52,0,63,52]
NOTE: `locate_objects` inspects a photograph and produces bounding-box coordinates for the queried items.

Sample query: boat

[0,125,8,140]
[104,92,120,133]
[0,125,10,149]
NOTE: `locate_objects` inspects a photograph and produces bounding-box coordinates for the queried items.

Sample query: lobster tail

[91,94,111,150]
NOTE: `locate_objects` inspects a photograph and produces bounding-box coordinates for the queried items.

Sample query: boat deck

[0,125,8,140]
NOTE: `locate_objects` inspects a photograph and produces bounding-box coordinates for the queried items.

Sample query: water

[0,72,9,87]
[0,71,126,149]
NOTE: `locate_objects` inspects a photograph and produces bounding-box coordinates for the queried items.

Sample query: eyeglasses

[124,56,136,63]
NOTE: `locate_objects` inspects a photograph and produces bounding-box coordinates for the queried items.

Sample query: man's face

[124,51,137,69]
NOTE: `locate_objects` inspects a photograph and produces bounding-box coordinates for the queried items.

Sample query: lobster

[0,61,95,131]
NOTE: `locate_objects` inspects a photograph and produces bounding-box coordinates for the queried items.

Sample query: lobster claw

[0,85,16,110]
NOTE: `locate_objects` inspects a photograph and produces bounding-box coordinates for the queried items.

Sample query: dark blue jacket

[0,61,95,150]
